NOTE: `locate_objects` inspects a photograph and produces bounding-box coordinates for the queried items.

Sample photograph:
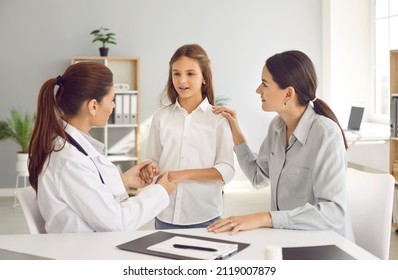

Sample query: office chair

[347,168,395,259]
[15,186,46,234]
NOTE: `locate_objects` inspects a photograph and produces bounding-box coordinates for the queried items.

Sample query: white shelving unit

[389,50,398,230]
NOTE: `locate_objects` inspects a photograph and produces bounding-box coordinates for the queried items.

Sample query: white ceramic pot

[16,153,29,176]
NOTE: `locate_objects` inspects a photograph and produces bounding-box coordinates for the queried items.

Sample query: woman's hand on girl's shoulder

[212,106,238,123]
[212,105,236,117]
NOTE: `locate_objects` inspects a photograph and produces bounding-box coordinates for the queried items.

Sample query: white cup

[264,245,283,260]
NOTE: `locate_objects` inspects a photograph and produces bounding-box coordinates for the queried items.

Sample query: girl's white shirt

[146,98,235,225]
[38,123,169,233]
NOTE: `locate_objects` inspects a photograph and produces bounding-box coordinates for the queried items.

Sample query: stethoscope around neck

[65,132,105,184]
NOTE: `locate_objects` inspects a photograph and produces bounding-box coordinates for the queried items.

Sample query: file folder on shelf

[391,97,398,137]
[122,94,130,124]
[113,92,137,125]
[114,94,123,124]
[130,94,137,124]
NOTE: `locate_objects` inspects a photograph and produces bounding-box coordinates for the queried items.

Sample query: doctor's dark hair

[28,62,113,191]
[162,44,215,106]
[265,50,348,149]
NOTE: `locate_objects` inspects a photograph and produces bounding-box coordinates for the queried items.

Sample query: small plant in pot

[90,27,117,57]
[0,108,35,206]
[0,108,35,177]
[0,108,35,154]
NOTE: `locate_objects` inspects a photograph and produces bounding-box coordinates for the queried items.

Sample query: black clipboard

[0,248,52,260]
[117,231,250,260]
[282,245,355,260]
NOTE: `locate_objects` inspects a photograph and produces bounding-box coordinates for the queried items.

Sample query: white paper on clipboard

[147,236,238,260]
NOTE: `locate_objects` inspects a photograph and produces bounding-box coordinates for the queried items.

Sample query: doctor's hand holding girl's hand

[122,160,159,189]
[138,160,160,185]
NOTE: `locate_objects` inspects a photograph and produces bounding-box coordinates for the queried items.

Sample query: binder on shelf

[391,97,398,137]
[123,94,130,124]
[113,92,137,125]
[117,231,250,260]
[130,94,137,124]
[115,94,123,124]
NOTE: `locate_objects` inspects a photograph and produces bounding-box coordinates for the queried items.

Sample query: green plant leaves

[0,108,35,153]
[90,27,117,48]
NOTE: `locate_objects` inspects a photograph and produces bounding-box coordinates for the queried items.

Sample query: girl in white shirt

[28,62,176,233]
[141,44,235,229]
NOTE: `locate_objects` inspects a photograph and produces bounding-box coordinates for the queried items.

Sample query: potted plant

[90,27,117,57]
[0,108,35,177]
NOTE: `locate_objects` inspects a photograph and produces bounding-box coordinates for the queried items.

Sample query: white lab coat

[38,124,169,233]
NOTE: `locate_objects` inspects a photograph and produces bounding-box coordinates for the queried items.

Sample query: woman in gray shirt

[208,50,355,241]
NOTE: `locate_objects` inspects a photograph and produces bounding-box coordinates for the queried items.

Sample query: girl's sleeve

[213,117,235,184]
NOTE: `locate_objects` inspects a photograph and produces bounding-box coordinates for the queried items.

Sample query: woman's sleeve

[234,138,270,189]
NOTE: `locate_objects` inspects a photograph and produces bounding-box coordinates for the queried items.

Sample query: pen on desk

[173,244,217,252]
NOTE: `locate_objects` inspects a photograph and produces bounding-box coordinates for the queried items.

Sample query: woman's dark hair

[266,50,348,149]
[162,44,215,106]
[28,62,113,191]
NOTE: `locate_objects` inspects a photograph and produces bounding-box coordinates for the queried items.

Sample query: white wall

[0,0,322,188]
[322,0,389,172]
[322,0,371,124]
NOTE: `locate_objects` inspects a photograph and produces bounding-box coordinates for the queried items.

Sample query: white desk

[345,122,390,172]
[0,228,377,260]
[345,122,390,146]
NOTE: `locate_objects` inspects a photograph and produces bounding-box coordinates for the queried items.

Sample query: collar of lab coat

[63,122,105,158]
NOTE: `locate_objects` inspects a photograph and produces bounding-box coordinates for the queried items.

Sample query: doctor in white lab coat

[28,62,176,233]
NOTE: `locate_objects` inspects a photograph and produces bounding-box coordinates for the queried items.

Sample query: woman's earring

[203,81,206,85]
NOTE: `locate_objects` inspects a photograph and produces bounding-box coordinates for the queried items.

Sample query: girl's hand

[122,160,158,189]
[156,171,176,195]
[139,161,159,185]
[121,160,159,189]
[168,170,190,184]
